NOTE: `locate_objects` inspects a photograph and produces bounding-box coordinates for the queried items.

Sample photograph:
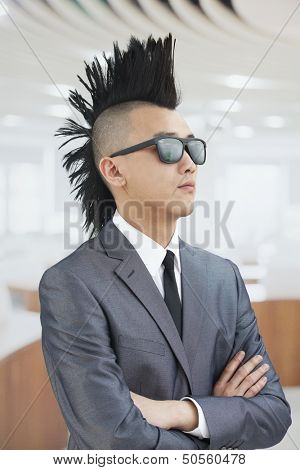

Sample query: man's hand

[213,350,269,398]
[130,391,199,432]
[130,391,177,430]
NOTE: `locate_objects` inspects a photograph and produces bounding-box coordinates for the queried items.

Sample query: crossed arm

[133,259,291,450]
[39,266,208,450]
[39,261,292,450]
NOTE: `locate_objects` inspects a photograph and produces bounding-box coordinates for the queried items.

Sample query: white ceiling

[0,0,300,145]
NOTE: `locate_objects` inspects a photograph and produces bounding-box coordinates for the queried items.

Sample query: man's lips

[177,183,195,192]
[178,181,195,188]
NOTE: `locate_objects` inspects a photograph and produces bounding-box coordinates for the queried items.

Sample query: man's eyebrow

[152,131,195,138]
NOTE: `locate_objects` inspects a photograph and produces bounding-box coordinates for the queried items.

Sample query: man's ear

[99,157,126,190]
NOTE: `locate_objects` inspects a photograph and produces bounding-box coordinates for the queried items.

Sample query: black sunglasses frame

[109,135,207,165]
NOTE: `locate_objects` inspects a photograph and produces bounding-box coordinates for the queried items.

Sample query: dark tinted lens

[187,140,206,164]
[157,138,183,163]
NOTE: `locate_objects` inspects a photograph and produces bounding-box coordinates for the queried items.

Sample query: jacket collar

[112,208,181,277]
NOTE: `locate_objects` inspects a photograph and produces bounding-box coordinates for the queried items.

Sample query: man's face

[106,104,198,221]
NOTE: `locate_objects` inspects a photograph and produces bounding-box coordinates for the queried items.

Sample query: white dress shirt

[112,208,210,440]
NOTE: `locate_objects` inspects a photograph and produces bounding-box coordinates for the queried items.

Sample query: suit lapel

[179,238,208,375]
[98,219,207,393]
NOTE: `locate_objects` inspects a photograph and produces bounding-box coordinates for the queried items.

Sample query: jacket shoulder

[39,235,105,284]
[183,239,236,270]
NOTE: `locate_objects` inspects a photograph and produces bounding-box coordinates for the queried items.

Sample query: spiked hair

[55,32,182,238]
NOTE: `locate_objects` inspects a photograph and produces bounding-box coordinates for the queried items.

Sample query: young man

[39,33,292,450]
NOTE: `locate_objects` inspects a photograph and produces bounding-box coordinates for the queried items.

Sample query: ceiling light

[207,114,232,130]
[263,115,285,128]
[2,115,23,126]
[233,126,254,138]
[219,74,273,89]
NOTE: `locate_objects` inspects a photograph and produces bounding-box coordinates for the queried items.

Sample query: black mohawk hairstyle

[55,32,182,238]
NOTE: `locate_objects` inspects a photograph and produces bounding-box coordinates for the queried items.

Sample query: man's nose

[181,146,197,170]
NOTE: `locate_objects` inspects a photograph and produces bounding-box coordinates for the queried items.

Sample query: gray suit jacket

[39,218,292,450]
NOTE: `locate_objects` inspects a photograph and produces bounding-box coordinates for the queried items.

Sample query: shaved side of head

[92,100,158,190]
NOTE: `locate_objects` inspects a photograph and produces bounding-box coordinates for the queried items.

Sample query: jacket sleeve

[39,266,209,450]
[184,259,292,450]
[179,397,210,438]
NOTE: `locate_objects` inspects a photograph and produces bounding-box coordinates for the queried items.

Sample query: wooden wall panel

[0,340,68,450]
[252,300,300,386]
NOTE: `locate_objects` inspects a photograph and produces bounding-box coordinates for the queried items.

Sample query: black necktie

[162,249,182,338]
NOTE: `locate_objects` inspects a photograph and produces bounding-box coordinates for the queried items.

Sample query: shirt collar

[112,208,181,277]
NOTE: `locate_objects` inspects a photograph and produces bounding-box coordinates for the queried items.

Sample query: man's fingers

[235,362,269,395]
[243,376,268,398]
[228,354,264,389]
[214,350,245,387]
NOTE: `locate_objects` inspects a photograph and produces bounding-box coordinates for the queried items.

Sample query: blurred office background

[0,0,299,450]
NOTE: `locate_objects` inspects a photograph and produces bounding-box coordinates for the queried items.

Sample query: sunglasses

[109,135,206,165]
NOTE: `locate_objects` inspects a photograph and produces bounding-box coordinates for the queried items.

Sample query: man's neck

[116,206,177,249]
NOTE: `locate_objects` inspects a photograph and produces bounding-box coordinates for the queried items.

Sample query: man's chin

[170,201,195,219]
[181,204,195,217]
